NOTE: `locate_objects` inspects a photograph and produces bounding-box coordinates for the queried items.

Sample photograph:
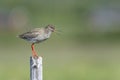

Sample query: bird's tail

[16,34,23,38]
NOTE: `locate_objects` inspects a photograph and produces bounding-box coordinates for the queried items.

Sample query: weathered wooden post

[30,56,42,80]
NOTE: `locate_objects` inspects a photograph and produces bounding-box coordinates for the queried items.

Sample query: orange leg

[31,43,38,58]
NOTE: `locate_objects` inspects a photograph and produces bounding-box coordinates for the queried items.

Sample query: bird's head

[46,24,55,32]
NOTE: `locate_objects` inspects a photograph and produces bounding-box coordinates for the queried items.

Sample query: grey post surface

[30,56,42,80]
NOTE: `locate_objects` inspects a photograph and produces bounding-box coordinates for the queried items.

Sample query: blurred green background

[0,0,120,80]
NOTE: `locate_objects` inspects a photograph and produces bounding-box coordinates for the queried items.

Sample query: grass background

[0,0,120,80]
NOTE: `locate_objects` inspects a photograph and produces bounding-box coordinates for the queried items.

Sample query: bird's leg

[31,43,38,58]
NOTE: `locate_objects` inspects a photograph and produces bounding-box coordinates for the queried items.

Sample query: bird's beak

[54,29,62,34]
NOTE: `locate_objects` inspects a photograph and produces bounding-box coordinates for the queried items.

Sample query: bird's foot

[32,52,39,59]
[33,55,39,59]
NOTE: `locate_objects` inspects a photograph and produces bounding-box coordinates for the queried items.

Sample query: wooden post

[30,56,42,80]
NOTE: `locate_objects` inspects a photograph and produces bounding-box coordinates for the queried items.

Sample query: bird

[18,24,55,58]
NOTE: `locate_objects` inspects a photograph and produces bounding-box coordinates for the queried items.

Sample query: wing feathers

[19,31,40,40]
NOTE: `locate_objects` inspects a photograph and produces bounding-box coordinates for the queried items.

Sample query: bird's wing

[19,31,40,39]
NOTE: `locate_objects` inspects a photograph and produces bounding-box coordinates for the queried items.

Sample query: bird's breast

[31,31,52,43]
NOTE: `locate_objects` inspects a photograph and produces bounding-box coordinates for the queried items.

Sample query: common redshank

[18,24,55,58]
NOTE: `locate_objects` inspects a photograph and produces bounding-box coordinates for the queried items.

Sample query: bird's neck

[45,29,52,38]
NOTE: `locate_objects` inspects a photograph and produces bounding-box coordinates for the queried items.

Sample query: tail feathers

[16,35,22,38]
[17,34,26,39]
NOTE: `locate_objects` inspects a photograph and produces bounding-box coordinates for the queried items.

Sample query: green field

[0,32,120,80]
[0,0,120,80]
